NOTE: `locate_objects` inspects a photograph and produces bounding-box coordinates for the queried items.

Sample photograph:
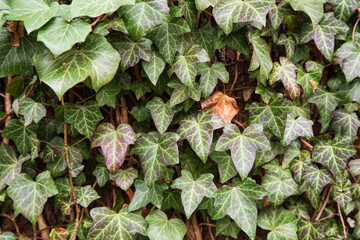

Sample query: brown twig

[70,137,87,147]
[120,97,128,124]
[315,186,332,220]
[229,52,240,96]
[352,9,360,42]
[62,97,81,240]
[37,214,49,239]
[301,138,313,151]
[337,203,347,239]
[0,214,20,236]
[3,76,12,144]
[317,212,339,222]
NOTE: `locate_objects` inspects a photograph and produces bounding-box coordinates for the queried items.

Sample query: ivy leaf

[128,180,168,211]
[282,114,314,145]
[148,17,191,64]
[213,0,273,34]
[331,109,360,141]
[34,34,120,99]
[93,165,110,188]
[296,68,321,97]
[173,0,197,29]
[64,101,103,139]
[2,119,37,156]
[214,27,250,57]
[146,97,179,135]
[195,0,216,12]
[18,97,46,126]
[349,159,360,176]
[210,151,238,184]
[71,0,133,17]
[197,62,229,99]
[37,18,91,57]
[142,49,166,85]
[167,79,201,107]
[248,30,273,81]
[268,2,293,29]
[215,216,240,239]
[172,45,209,88]
[7,171,58,224]
[297,218,325,240]
[75,185,100,208]
[0,29,36,78]
[213,177,267,240]
[91,123,136,172]
[119,0,169,41]
[327,0,358,21]
[190,22,215,58]
[312,136,356,176]
[308,87,340,130]
[49,228,69,240]
[171,170,216,217]
[130,81,152,100]
[215,124,270,179]
[277,34,296,59]
[177,109,224,163]
[307,13,349,60]
[111,33,151,71]
[111,167,138,191]
[7,0,59,33]
[286,0,324,26]
[145,210,187,240]
[258,206,298,240]
[335,41,360,82]
[0,143,30,190]
[262,169,298,205]
[87,207,146,239]
[247,94,293,138]
[273,57,301,98]
[96,81,121,108]
[134,132,179,185]
[304,164,333,195]
[333,177,352,207]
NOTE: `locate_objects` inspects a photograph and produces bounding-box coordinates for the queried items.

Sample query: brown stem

[229,52,240,96]
[315,186,332,220]
[3,76,12,144]
[37,214,49,239]
[115,99,121,125]
[120,97,128,124]
[62,97,80,240]
[352,9,360,42]
[0,214,20,236]
[301,138,313,151]
[337,203,347,239]
[191,213,202,240]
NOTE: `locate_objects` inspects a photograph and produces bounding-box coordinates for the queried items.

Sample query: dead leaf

[201,91,239,124]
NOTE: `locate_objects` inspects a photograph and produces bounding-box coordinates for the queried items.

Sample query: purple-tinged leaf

[111,167,138,191]
[331,109,360,141]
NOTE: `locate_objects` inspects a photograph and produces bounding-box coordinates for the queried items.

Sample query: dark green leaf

[75,185,100,208]
[298,218,325,240]
[197,62,229,99]
[210,151,238,184]
[168,79,201,107]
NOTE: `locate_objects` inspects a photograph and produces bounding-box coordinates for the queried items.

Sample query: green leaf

[64,101,103,138]
[177,109,224,163]
[197,62,229,99]
[93,14,128,36]
[327,0,358,21]
[134,132,179,185]
[120,0,169,41]
[277,34,296,59]
[146,97,179,135]
[7,0,59,33]
[131,104,152,122]
[273,57,301,98]
[213,177,267,240]
[214,27,250,57]
[0,28,36,78]
[130,81,152,100]
[195,0,216,12]
[333,177,352,207]
[288,198,311,220]
[0,143,30,189]
[172,44,209,88]
[215,124,270,179]
[87,207,146,239]
[298,218,325,240]
[248,30,273,81]
[111,167,138,191]
[128,180,168,211]
[37,18,91,57]
[268,2,293,29]
[91,123,136,172]
[71,0,134,18]
[2,119,37,156]
[142,49,166,85]
[304,164,333,195]
[7,170,58,224]
[296,68,321,97]
[247,94,293,138]
[331,109,360,141]
[34,34,120,99]
[49,228,69,240]
[0,232,16,240]
[286,0,324,26]
[18,97,46,126]
[75,185,100,208]
[312,136,356,176]
[215,216,240,239]
[167,79,201,107]
[190,22,215,58]
[145,210,187,240]
[349,159,360,176]
[262,169,298,205]
[148,17,191,64]
[282,114,314,145]
[173,0,197,29]
[335,41,360,82]
[258,206,298,240]
[210,151,238,184]
[93,165,110,188]
[213,0,274,34]
[111,33,152,71]
[96,80,121,108]
[171,170,216,217]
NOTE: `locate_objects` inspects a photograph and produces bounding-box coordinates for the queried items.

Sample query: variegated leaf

[111,167,138,191]
[282,114,314,145]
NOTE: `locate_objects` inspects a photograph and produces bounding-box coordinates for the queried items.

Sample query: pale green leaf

[327,0,358,21]
[331,109,360,141]
[142,49,166,85]
[18,97,46,126]
[282,114,314,145]
[75,185,100,208]
[296,68,321,97]
[71,0,134,18]
[297,218,325,240]
[273,57,301,98]
[111,167,138,191]
[335,41,360,82]
[167,79,201,107]
[286,0,325,26]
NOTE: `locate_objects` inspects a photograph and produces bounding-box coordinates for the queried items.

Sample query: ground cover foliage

[1,0,360,239]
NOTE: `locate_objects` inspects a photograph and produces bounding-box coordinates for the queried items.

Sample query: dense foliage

[1,0,360,239]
